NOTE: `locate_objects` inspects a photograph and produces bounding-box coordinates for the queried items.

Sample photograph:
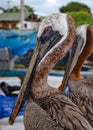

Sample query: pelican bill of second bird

[8,13,93,130]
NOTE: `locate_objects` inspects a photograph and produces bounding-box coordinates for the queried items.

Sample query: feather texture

[32,93,93,130]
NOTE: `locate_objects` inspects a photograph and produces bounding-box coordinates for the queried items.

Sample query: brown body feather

[24,99,63,130]
[68,93,93,127]
[24,93,93,130]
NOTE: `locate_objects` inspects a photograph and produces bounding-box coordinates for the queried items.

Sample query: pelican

[59,25,93,99]
[8,13,92,130]
[59,25,93,127]
[69,25,93,101]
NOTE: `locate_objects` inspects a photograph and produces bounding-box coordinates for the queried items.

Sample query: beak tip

[8,117,15,125]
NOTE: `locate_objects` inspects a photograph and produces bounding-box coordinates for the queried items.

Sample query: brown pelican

[59,25,93,127]
[68,25,93,101]
[8,13,92,130]
[59,25,93,94]
[59,25,93,99]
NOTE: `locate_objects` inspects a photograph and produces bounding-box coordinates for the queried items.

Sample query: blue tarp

[0,29,38,56]
[0,95,26,118]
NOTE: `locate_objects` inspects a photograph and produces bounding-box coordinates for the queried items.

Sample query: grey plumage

[24,99,63,130]
[68,77,93,101]
[66,92,93,127]
[24,93,93,130]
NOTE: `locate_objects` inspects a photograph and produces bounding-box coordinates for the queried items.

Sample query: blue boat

[0,29,38,56]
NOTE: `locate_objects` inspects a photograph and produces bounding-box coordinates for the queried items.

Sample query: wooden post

[20,0,24,29]
[7,1,10,12]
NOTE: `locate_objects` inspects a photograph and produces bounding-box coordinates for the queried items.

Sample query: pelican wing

[37,93,93,130]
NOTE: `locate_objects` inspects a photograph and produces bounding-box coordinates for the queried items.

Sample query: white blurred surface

[48,75,63,88]
[0,77,21,86]
[0,116,24,130]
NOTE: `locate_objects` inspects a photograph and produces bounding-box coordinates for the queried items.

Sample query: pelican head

[9,13,75,125]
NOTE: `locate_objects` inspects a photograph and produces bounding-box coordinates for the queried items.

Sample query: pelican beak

[8,30,63,125]
[59,35,85,91]
[8,41,40,125]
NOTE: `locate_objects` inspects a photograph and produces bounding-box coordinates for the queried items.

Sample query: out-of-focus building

[0,11,41,29]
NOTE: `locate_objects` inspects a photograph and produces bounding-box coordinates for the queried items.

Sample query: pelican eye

[39,26,53,44]
[45,26,53,33]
